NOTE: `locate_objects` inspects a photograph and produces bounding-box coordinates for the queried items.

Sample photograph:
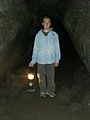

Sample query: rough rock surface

[0,0,35,83]
[60,0,90,72]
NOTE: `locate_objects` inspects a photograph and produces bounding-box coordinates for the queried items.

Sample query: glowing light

[28,73,34,80]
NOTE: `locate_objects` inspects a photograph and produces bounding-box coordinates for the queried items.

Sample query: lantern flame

[28,73,34,80]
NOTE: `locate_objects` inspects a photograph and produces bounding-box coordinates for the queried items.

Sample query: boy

[29,16,61,98]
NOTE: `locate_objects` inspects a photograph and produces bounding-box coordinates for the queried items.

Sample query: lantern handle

[28,66,35,74]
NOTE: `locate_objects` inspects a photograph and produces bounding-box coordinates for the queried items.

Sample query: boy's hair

[42,16,51,23]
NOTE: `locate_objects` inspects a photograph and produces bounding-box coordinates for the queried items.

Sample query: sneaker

[46,92,56,98]
[40,92,46,98]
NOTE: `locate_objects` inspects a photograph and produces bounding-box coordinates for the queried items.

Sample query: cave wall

[59,0,90,72]
[0,0,35,83]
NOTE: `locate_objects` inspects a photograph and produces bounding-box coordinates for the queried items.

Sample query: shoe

[40,92,46,98]
[46,92,56,98]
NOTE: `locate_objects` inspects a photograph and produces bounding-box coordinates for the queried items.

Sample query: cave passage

[53,22,84,89]
[0,1,90,118]
[28,20,84,89]
[13,17,84,90]
[9,5,85,91]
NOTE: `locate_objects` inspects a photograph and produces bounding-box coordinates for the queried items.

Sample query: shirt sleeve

[54,33,61,63]
[30,34,39,65]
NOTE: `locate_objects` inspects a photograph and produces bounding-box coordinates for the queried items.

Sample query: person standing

[29,16,61,98]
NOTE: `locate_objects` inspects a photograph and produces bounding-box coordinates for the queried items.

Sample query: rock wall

[59,0,90,72]
[0,0,35,83]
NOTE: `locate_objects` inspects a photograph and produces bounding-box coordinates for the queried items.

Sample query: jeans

[37,63,55,94]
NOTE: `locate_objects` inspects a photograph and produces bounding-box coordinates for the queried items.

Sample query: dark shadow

[53,21,84,91]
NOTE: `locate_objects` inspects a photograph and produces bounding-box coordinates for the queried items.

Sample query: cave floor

[0,54,90,120]
[0,91,89,120]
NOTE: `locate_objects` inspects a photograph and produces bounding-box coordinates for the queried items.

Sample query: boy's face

[42,18,51,29]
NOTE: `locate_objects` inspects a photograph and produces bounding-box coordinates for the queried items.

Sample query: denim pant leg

[37,64,47,93]
[46,64,55,94]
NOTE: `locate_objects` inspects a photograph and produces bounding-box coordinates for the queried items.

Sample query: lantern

[27,67,36,92]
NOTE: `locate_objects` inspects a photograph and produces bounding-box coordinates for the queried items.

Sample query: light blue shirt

[31,30,61,64]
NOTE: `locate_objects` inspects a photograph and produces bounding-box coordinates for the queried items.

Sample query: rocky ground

[0,51,90,120]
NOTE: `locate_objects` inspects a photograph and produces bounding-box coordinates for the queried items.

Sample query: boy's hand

[29,63,34,67]
[54,62,59,67]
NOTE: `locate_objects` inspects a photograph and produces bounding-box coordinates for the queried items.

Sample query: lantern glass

[28,73,34,80]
